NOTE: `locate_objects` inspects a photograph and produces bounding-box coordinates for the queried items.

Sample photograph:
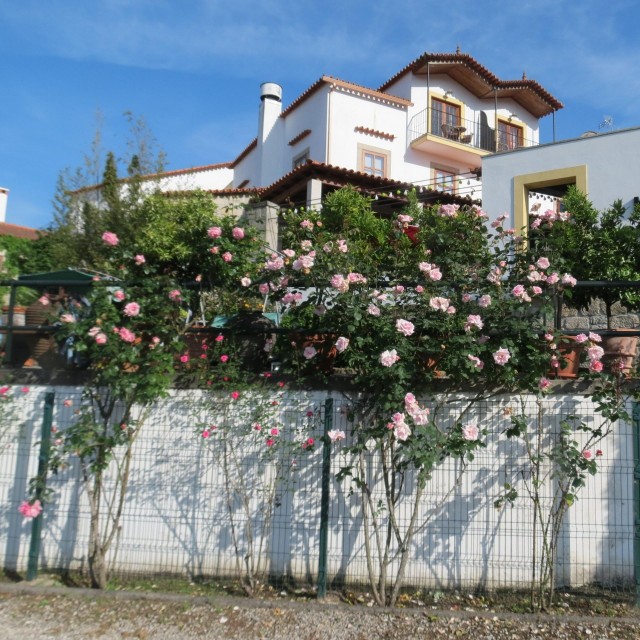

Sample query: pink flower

[168,290,182,302]
[222,252,233,263]
[95,332,107,345]
[270,427,280,436]
[335,337,349,353]
[429,297,450,312]
[101,231,119,246]
[394,421,412,441]
[207,226,222,238]
[201,429,211,439]
[538,377,551,391]
[0,386,9,395]
[330,274,349,293]
[589,360,604,372]
[123,302,140,317]
[380,349,400,367]
[303,345,317,359]
[134,254,146,265]
[60,314,75,323]
[461,423,479,441]
[493,347,511,365]
[232,227,245,239]
[478,295,492,308]
[583,450,593,460]
[328,429,346,442]
[464,315,483,332]
[396,319,415,336]
[240,277,251,287]
[265,438,275,447]
[367,303,381,316]
[150,336,160,349]
[118,327,136,343]
[38,295,50,306]
[562,274,577,287]
[258,283,270,295]
[575,333,588,344]
[230,391,240,400]
[20,387,29,393]
[215,335,224,342]
[467,355,484,370]
[596,449,603,457]
[63,399,72,407]
[587,345,604,361]
[512,284,526,298]
[18,500,42,519]
[300,219,314,229]
[180,354,190,363]
[588,332,602,343]
[536,257,550,270]
[114,290,126,301]
[415,285,424,294]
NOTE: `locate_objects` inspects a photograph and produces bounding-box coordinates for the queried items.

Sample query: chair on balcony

[441,124,459,140]
[460,133,473,144]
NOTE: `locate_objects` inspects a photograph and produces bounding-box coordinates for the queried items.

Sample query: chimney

[258,83,284,187]
[0,188,8,222]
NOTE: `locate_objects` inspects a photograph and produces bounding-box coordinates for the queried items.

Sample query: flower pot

[601,331,638,375]
[1,305,26,326]
[548,336,583,379]
[293,333,337,374]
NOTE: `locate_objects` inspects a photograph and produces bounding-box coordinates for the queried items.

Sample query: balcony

[407,107,538,162]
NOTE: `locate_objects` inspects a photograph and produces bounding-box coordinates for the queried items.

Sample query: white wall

[0,386,633,590]
[482,127,640,225]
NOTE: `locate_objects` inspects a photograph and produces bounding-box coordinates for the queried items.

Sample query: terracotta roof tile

[0,222,40,240]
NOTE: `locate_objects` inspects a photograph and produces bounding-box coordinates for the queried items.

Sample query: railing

[407,106,538,152]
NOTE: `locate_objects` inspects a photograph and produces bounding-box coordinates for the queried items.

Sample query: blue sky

[2,0,640,230]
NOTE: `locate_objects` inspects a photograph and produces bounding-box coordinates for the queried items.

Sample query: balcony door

[431,98,461,136]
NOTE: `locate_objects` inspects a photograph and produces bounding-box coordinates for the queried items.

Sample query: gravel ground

[1,583,639,639]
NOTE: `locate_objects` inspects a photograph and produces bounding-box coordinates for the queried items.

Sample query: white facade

[154,53,560,206]
[482,127,640,227]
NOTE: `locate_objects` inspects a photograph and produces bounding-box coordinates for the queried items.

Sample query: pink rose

[240,277,251,287]
[222,252,233,263]
[60,314,75,323]
[207,226,222,238]
[118,327,136,343]
[335,337,349,353]
[380,349,400,367]
[467,355,484,370]
[464,315,483,332]
[232,227,245,239]
[101,231,119,246]
[583,450,593,460]
[230,391,240,400]
[38,295,50,306]
[478,295,492,308]
[303,345,317,359]
[18,500,42,519]
[493,347,511,365]
[114,290,126,301]
[394,421,412,441]
[538,377,551,391]
[328,429,346,442]
[265,438,275,447]
[95,332,107,345]
[220,355,229,363]
[123,302,140,317]
[461,423,479,441]
[134,254,146,265]
[168,290,182,302]
[536,257,550,270]
[396,319,415,336]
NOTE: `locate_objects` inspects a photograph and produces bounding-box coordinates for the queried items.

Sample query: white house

[481,126,640,230]
[130,50,562,213]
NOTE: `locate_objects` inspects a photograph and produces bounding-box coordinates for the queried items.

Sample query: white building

[482,127,640,230]
[128,51,562,213]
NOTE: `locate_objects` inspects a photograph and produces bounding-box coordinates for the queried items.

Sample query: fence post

[317,396,333,598]
[26,391,55,581]
[633,402,640,607]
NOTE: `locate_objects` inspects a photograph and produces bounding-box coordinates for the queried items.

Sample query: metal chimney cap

[260,82,282,102]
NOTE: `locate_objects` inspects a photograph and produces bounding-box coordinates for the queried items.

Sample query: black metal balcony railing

[407,107,538,152]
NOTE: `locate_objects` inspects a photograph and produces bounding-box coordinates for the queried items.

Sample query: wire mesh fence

[0,385,636,597]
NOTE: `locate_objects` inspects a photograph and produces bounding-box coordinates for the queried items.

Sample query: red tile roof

[354,126,395,141]
[0,222,40,240]
[378,51,563,117]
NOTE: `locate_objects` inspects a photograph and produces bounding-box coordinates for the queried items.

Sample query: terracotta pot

[601,331,638,375]
[293,334,337,374]
[1,305,26,326]
[548,336,583,379]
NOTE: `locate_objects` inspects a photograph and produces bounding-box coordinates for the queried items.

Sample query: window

[363,151,386,177]
[497,121,524,151]
[358,145,389,178]
[433,167,456,194]
[292,149,310,170]
[431,97,461,137]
